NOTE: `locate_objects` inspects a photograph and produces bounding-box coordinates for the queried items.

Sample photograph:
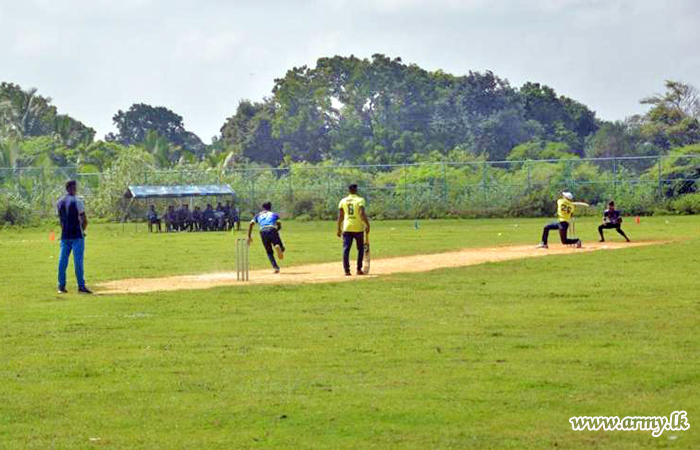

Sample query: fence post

[482,162,488,212]
[404,163,409,213]
[527,162,532,190]
[250,173,256,215]
[443,162,448,205]
[612,157,618,195]
[657,155,663,198]
[41,166,46,217]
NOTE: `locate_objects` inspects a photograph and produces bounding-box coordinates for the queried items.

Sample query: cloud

[1,0,698,140]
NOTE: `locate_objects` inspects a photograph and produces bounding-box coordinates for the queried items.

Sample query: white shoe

[536,243,548,249]
[274,244,284,260]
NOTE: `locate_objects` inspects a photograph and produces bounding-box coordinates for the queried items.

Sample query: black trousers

[148,218,161,232]
[598,223,629,240]
[542,221,579,245]
[342,231,364,273]
[260,228,284,269]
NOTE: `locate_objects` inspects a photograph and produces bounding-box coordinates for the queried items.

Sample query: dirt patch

[97,241,663,295]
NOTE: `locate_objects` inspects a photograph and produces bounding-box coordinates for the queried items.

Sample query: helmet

[562,192,574,200]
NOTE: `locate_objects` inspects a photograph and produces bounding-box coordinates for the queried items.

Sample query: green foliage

[508,140,574,160]
[220,56,599,165]
[655,144,700,196]
[0,192,33,225]
[92,146,156,219]
[670,192,700,214]
[636,80,700,150]
[0,82,94,147]
[107,103,206,158]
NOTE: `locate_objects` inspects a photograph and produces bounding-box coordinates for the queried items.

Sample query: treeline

[2,55,700,170]
[2,54,700,224]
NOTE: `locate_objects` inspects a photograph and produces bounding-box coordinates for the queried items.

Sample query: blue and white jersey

[254,210,279,229]
[56,194,85,240]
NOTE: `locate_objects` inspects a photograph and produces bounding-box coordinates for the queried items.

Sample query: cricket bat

[363,231,370,274]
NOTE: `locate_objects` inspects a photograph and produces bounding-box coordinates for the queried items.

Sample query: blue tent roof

[125,185,235,199]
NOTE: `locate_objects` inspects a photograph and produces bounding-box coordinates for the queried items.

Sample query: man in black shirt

[56,180,91,294]
[598,201,631,242]
[202,204,215,231]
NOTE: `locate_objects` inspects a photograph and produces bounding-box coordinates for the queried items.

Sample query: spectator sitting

[214,204,226,231]
[180,204,193,231]
[223,202,232,230]
[230,204,241,231]
[192,206,203,231]
[202,204,215,231]
[147,205,161,232]
[164,205,176,232]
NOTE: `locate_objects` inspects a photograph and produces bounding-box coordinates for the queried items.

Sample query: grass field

[1,216,699,449]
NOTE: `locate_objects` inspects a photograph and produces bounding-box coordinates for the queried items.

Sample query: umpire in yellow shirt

[337,184,370,276]
[537,191,582,249]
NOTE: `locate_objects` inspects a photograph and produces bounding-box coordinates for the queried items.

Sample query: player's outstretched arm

[247,221,255,242]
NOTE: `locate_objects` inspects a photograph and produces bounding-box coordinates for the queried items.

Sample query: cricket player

[337,184,370,276]
[56,180,92,294]
[248,201,285,273]
[598,201,631,242]
[537,191,583,249]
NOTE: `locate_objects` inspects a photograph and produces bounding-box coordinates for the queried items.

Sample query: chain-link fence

[1,155,699,222]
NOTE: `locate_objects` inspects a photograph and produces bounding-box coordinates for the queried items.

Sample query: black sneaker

[78,287,93,294]
[345,272,352,277]
[58,287,68,294]
[357,269,365,276]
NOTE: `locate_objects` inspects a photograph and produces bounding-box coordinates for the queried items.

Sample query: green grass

[1,216,699,449]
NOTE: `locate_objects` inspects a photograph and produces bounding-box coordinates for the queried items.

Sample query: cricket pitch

[96,241,662,294]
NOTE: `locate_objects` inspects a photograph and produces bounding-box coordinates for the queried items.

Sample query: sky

[1,0,698,143]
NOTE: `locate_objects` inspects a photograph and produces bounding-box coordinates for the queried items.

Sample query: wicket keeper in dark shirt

[598,201,630,242]
[56,180,91,294]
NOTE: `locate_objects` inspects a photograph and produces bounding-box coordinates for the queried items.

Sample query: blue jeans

[58,238,85,289]
[342,232,364,273]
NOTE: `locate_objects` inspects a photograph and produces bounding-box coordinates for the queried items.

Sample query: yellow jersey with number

[339,194,366,232]
[557,198,575,222]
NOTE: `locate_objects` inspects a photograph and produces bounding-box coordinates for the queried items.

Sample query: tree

[217,56,603,165]
[585,122,636,158]
[519,82,597,155]
[220,100,284,166]
[637,81,700,150]
[641,80,700,119]
[0,82,95,147]
[108,103,206,158]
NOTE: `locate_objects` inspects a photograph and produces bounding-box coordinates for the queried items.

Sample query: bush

[0,193,34,225]
[670,193,700,214]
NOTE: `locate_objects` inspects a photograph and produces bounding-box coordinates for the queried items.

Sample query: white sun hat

[562,192,574,200]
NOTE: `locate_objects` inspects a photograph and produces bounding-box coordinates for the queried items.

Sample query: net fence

[1,155,698,221]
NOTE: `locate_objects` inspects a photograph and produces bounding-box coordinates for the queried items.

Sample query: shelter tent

[122,184,235,222]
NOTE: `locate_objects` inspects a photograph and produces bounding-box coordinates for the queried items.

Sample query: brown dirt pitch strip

[97,241,662,295]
